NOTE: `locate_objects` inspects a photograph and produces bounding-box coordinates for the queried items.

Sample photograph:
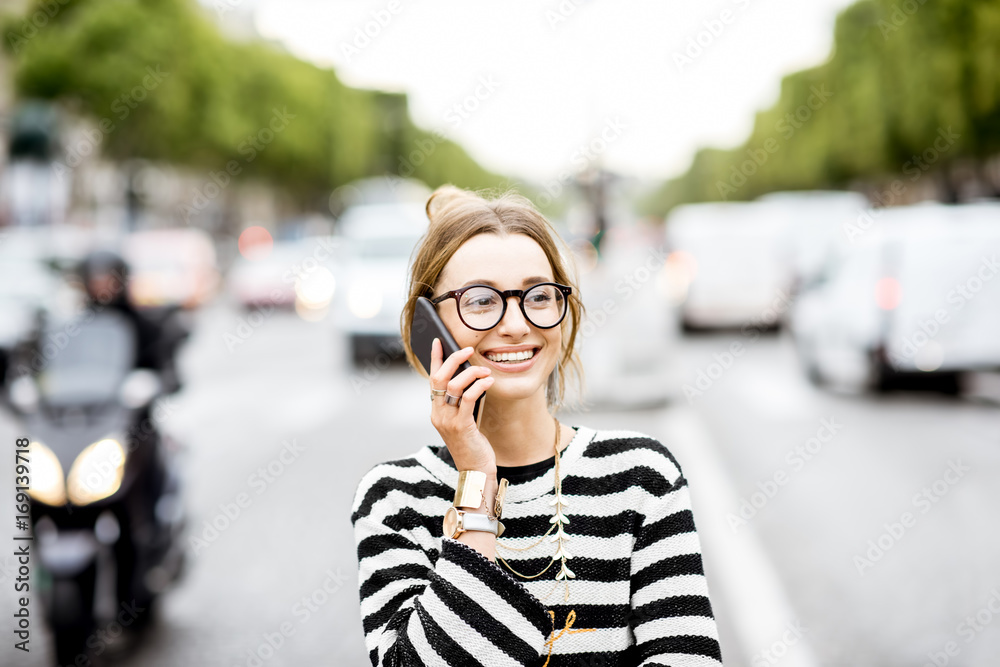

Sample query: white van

[666,201,794,330]
[790,202,1000,391]
[756,190,870,293]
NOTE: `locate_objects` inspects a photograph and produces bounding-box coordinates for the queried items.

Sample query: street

[2,1,999,664]
[2,274,998,666]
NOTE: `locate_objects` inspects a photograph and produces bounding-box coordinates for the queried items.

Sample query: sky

[245,0,858,185]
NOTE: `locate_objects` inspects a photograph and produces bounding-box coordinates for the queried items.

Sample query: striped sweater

[350,424,724,666]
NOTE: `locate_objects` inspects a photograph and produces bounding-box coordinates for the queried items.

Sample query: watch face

[443,507,460,538]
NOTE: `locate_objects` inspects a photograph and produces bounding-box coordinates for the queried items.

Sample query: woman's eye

[527,292,552,304]
[466,297,496,309]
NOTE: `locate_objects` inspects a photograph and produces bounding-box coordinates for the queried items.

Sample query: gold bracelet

[493,478,509,520]
[454,470,487,509]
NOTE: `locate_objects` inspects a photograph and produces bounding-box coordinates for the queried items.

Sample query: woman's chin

[485,377,545,401]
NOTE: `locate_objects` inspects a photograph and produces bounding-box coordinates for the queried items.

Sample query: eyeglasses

[431,282,572,331]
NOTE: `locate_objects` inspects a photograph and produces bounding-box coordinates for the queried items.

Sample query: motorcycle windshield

[36,311,136,405]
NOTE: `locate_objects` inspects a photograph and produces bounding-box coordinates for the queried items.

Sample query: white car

[228,237,338,316]
[333,203,428,364]
[789,234,888,389]
[883,203,1000,375]
[755,190,870,295]
[790,202,1000,391]
[665,201,794,331]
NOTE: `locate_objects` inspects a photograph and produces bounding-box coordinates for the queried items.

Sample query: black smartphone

[411,296,485,427]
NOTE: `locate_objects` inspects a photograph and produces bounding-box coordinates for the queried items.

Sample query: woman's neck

[479,390,561,467]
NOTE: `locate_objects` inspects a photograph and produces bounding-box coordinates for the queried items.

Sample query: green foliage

[5,0,505,203]
[647,0,1000,217]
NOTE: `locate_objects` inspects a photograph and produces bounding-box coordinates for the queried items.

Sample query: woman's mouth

[481,346,541,372]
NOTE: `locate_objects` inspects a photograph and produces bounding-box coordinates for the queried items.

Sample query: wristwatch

[443,471,507,538]
[442,506,502,538]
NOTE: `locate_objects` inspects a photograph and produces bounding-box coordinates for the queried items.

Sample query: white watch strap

[460,511,499,535]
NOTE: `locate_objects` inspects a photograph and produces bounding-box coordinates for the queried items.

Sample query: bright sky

[248,0,857,184]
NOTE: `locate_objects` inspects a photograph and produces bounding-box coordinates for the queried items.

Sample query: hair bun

[425,184,478,224]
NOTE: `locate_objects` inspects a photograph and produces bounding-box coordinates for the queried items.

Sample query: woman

[351,185,723,666]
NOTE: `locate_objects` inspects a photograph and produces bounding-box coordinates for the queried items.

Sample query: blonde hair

[400,184,586,412]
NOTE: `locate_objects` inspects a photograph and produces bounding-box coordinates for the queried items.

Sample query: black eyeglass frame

[430,282,573,331]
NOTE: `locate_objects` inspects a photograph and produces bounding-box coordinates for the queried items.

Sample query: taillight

[875,277,901,310]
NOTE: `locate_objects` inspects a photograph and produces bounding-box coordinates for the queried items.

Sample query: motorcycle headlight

[67,439,126,505]
[26,441,66,506]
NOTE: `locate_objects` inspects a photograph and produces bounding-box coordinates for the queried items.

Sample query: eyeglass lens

[458,285,566,329]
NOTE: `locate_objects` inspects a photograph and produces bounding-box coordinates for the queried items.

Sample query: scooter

[5,309,187,665]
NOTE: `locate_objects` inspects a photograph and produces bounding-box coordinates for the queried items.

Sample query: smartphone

[411,296,485,427]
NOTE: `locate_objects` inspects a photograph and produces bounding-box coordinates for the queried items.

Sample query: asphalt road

[2,258,998,666]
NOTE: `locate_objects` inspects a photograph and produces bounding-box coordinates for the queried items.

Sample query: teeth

[486,349,535,363]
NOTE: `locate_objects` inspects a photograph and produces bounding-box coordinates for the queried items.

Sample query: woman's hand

[429,337,496,475]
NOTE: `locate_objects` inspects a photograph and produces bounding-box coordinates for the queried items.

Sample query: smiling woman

[350,185,723,666]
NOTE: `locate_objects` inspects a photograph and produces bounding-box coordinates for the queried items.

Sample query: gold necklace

[496,416,576,601]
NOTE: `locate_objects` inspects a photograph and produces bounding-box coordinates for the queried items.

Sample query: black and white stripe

[351,425,724,666]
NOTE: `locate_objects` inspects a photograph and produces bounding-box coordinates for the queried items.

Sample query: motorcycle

[6,309,187,665]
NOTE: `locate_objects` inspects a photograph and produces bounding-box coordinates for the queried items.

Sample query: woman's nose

[496,296,531,334]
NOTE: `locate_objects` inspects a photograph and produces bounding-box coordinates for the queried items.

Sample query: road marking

[660,405,821,667]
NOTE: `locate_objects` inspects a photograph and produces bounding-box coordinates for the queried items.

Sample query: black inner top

[496,455,555,484]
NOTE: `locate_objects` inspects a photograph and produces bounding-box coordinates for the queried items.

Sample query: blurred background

[0,0,998,665]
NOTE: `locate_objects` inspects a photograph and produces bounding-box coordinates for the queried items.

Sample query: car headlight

[348,283,381,319]
[67,439,126,505]
[27,441,66,506]
[295,267,336,310]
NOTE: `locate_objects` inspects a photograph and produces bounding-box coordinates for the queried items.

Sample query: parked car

[790,203,1000,392]
[665,201,794,331]
[789,232,889,389]
[755,190,870,297]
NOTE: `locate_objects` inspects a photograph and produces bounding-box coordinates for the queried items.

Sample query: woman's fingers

[429,337,451,378]
[426,339,494,472]
[431,343,475,388]
[458,376,493,420]
[447,364,490,397]
[430,337,441,374]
